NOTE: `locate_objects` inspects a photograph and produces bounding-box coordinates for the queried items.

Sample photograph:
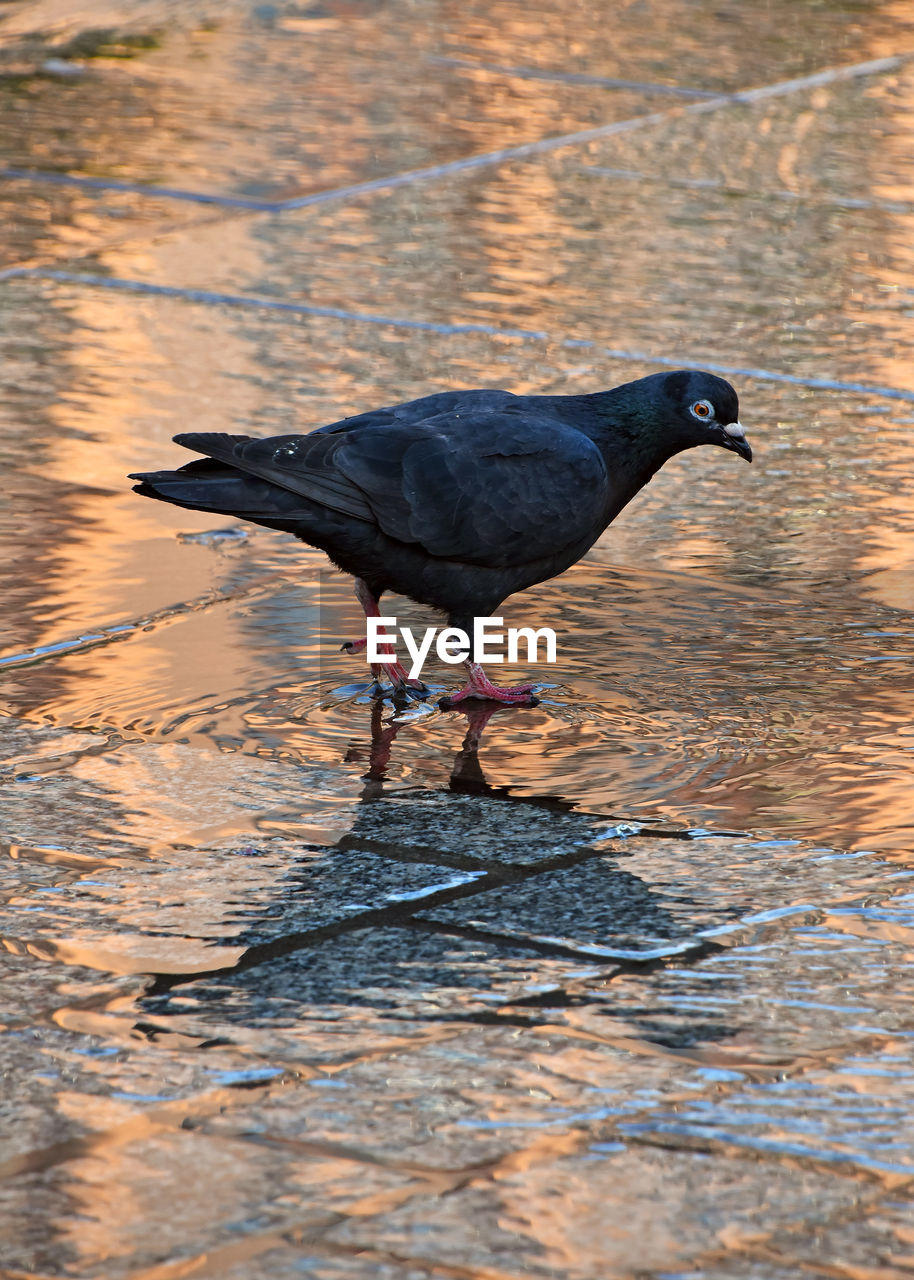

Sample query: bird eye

[690,399,714,419]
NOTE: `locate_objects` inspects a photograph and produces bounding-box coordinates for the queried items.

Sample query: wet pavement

[2,1,914,1276]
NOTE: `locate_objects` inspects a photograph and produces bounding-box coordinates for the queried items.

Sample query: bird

[130,369,751,706]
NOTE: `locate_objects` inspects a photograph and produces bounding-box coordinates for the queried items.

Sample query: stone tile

[0,1112,413,1278]
[760,1197,914,1278]
[0,0,906,217]
[417,851,716,959]
[422,830,914,960]
[2,11,914,1280]
[0,982,287,1173]
[0,4,658,203]
[0,998,426,1275]
[231,849,490,948]
[2,734,400,978]
[586,58,914,207]
[80,64,914,391]
[0,948,141,1029]
[413,831,869,961]
[533,916,914,1180]
[624,1052,914,1180]
[144,925,596,1037]
[560,914,914,1058]
[195,1019,723,1169]
[0,1019,118,1168]
[0,179,215,271]
[339,788,622,869]
[429,0,908,93]
[662,1202,914,1279]
[0,726,356,857]
[212,1246,430,1280]
[328,1141,879,1279]
[1,829,486,963]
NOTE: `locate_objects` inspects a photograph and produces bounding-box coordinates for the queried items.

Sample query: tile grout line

[189,52,914,213]
[0,52,907,215]
[0,572,294,671]
[4,266,913,404]
[0,165,283,211]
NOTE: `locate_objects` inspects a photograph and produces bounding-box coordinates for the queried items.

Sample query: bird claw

[392,683,430,707]
[439,689,539,710]
[360,678,430,703]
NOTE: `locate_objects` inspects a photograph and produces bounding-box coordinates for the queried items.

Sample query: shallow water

[2,337,913,850]
[2,2,914,1276]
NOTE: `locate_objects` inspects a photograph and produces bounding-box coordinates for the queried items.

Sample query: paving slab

[418,837,914,959]
[755,1198,914,1278]
[583,57,914,205]
[143,925,596,1031]
[59,160,904,387]
[1,728,355,857]
[624,1058,914,1180]
[337,789,622,869]
[428,0,909,92]
[210,1247,436,1280]
[559,904,914,1054]
[3,0,905,217]
[0,947,142,1032]
[0,179,214,271]
[0,1115,414,1278]
[2,2,914,1275]
[417,851,716,960]
[58,60,914,395]
[527,918,914,1185]
[190,1019,725,1168]
[326,1141,885,1279]
[0,3,668,205]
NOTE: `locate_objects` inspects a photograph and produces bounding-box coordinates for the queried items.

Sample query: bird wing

[174,408,608,568]
[172,430,378,522]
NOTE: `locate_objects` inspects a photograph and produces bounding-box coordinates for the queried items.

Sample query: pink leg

[439,661,538,709]
[345,578,427,693]
[344,700,401,783]
[450,701,506,788]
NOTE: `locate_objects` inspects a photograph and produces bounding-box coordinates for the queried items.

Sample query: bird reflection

[345,697,531,799]
[137,696,731,1054]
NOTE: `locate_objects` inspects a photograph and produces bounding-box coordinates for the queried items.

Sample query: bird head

[659,370,752,462]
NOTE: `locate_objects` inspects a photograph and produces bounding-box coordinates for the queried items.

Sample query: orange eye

[691,400,713,419]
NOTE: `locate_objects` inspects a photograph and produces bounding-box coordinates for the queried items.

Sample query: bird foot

[376,659,428,697]
[362,678,390,698]
[393,681,431,704]
[439,664,538,709]
[357,678,429,702]
[347,649,428,698]
[440,686,538,709]
[365,661,429,703]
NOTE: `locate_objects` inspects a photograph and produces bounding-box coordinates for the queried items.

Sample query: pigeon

[130,369,751,706]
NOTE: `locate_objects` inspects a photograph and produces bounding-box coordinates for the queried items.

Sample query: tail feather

[128,457,313,523]
[171,432,252,461]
